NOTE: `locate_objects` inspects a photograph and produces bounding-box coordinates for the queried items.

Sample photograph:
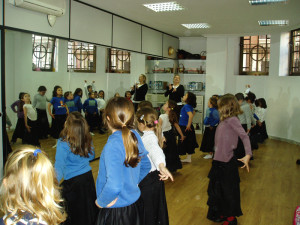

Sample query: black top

[164,85,185,103]
[130,84,148,101]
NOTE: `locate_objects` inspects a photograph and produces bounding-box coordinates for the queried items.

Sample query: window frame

[67,41,97,73]
[239,35,271,76]
[106,48,131,73]
[32,34,57,72]
[289,28,300,76]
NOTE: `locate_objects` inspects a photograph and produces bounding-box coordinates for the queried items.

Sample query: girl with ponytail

[136,107,174,225]
[95,97,151,225]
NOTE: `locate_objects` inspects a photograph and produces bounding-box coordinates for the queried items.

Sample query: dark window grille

[239,35,271,75]
[32,34,56,71]
[68,41,96,72]
[289,28,300,75]
[106,48,131,73]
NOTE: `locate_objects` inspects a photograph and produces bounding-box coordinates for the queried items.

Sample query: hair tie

[140,115,144,120]
[154,120,158,124]
[122,124,127,128]
[171,107,174,110]
[33,149,42,157]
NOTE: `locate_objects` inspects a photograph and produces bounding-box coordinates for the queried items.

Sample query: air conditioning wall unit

[9,0,66,17]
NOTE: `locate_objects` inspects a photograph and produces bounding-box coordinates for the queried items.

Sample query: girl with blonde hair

[0,146,66,225]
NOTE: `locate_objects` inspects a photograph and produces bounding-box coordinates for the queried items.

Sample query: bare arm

[23,107,30,132]
[174,123,185,142]
[186,111,194,132]
[48,103,55,119]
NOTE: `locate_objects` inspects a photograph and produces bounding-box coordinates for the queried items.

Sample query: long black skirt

[86,113,101,132]
[62,171,97,225]
[139,170,169,225]
[95,197,144,225]
[200,126,217,153]
[163,129,182,172]
[23,119,40,147]
[51,114,67,139]
[207,157,242,220]
[234,124,248,165]
[11,117,25,143]
[36,109,49,139]
[178,125,199,155]
[259,121,268,142]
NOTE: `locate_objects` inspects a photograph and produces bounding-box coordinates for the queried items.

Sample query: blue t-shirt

[179,104,194,126]
[96,130,151,208]
[204,107,220,126]
[74,95,82,112]
[83,98,98,114]
[65,99,78,113]
[54,139,95,182]
[50,97,67,115]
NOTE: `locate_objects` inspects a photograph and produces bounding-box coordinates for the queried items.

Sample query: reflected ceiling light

[182,23,211,29]
[143,2,184,12]
[258,20,289,26]
[249,0,287,5]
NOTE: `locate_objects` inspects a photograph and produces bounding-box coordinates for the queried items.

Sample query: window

[239,35,271,75]
[289,28,300,75]
[32,34,57,71]
[106,48,131,73]
[68,41,96,72]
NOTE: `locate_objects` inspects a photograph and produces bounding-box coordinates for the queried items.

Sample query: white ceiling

[80,0,300,37]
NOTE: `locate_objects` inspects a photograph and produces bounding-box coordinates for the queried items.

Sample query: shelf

[178,73,206,75]
[179,59,206,62]
[146,73,175,75]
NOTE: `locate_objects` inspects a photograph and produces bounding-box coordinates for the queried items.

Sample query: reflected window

[68,41,96,72]
[32,34,57,71]
[239,35,271,75]
[289,28,300,75]
[106,48,131,73]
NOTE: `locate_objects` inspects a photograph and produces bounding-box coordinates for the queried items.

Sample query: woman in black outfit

[165,74,185,117]
[130,74,148,111]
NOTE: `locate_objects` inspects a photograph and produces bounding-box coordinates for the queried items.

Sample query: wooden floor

[9,132,300,225]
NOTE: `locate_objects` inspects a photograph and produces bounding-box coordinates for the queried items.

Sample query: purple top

[214,116,252,163]
[11,100,24,119]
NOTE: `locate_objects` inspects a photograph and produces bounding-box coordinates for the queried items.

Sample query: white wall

[5,30,146,127]
[205,32,300,143]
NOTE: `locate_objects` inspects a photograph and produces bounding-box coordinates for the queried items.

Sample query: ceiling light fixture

[181,23,211,29]
[143,2,184,12]
[258,20,289,26]
[249,0,287,5]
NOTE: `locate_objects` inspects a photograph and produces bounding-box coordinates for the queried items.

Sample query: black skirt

[207,157,243,220]
[11,117,25,142]
[163,129,182,172]
[51,114,67,139]
[259,121,268,142]
[139,170,169,225]
[95,196,144,225]
[23,119,40,147]
[62,170,97,225]
[178,124,199,155]
[234,124,248,163]
[200,126,217,153]
[36,109,49,139]
[86,113,101,131]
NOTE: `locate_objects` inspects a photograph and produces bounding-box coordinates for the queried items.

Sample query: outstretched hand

[159,163,174,181]
[238,155,251,172]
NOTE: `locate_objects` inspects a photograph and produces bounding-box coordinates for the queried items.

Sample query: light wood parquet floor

[8,131,300,225]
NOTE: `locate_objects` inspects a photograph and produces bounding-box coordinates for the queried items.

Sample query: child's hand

[84,80,87,83]
[50,113,55,119]
[238,155,251,172]
[92,81,95,83]
[185,125,192,132]
[26,125,31,132]
[158,164,174,181]
[180,135,186,142]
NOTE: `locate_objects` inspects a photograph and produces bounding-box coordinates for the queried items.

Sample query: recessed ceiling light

[182,23,211,29]
[143,2,184,12]
[258,20,289,26]
[249,0,287,5]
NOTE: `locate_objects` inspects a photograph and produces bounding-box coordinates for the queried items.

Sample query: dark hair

[74,88,83,98]
[87,85,92,92]
[209,96,218,108]
[245,91,256,103]
[167,100,179,125]
[104,97,139,168]
[98,90,105,99]
[185,92,197,108]
[258,98,267,109]
[18,92,25,100]
[52,86,62,97]
[19,93,27,112]
[235,93,244,101]
[254,99,260,107]
[60,112,92,157]
[138,100,153,110]
[64,91,72,99]
[88,92,94,97]
[37,86,47,92]
[125,91,131,98]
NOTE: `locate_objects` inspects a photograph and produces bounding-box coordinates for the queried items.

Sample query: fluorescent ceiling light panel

[258,20,289,26]
[249,0,287,5]
[182,23,211,29]
[143,2,184,12]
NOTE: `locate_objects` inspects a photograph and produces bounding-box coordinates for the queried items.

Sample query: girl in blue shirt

[54,112,97,225]
[200,96,220,159]
[95,97,151,225]
[178,92,199,163]
[64,91,78,113]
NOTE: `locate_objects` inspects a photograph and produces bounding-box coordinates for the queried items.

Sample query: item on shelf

[199,66,204,74]
[186,82,203,91]
[153,65,165,73]
[178,63,185,73]
[151,81,163,90]
[165,67,174,73]
[177,49,201,59]
[200,51,207,60]
[185,68,199,74]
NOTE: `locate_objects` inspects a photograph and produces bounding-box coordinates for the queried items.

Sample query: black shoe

[296,159,300,165]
